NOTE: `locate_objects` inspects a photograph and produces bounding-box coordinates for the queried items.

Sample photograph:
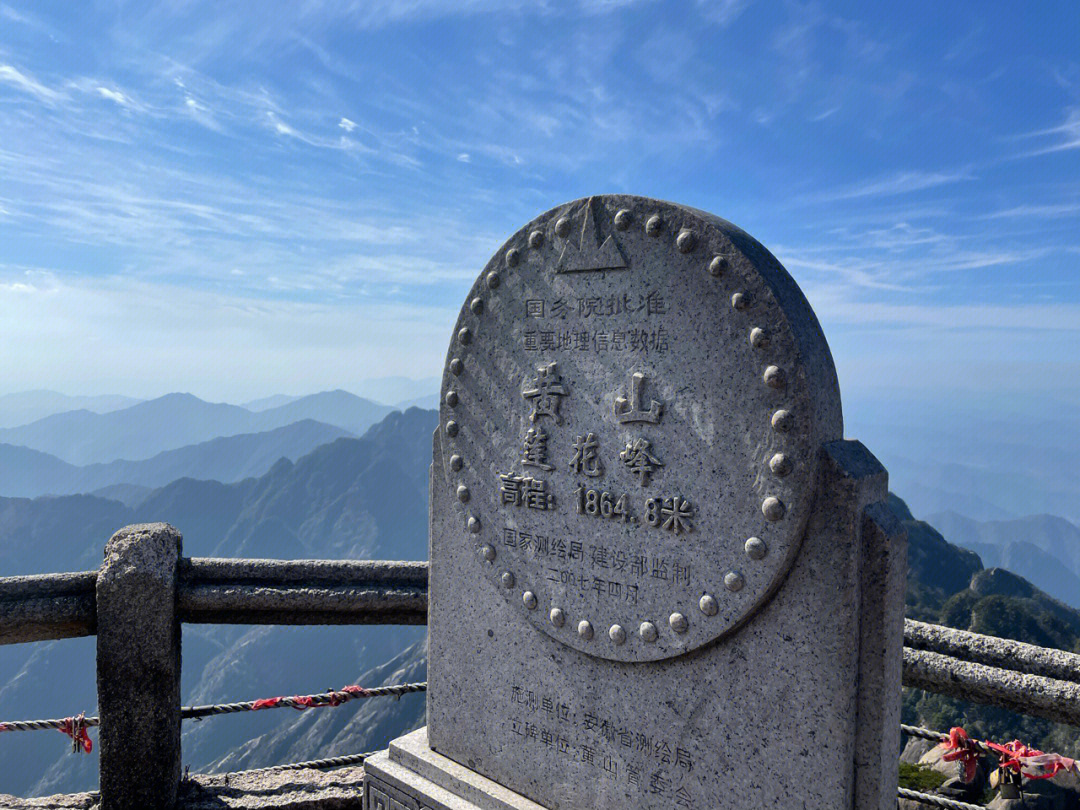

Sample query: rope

[901,723,995,756]
[897,787,985,810]
[183,681,426,719]
[0,716,100,733]
[248,751,375,772]
[0,681,428,751]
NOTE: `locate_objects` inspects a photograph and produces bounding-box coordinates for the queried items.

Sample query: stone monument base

[364,728,547,810]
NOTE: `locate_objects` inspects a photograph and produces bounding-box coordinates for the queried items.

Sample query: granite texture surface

[0,766,369,809]
[408,196,905,809]
[96,523,183,810]
[432,195,843,663]
[363,729,547,810]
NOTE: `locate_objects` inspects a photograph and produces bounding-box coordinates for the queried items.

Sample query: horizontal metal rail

[3,561,1079,729]
[905,618,1080,684]
[0,571,96,644]
[0,559,429,646]
[177,558,428,625]
[903,647,1080,727]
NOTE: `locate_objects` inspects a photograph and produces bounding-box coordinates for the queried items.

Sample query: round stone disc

[436,195,842,662]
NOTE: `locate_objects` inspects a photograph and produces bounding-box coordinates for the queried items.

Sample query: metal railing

[2,522,1080,809]
[0,523,426,810]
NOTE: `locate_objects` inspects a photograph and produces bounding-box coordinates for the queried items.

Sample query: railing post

[96,523,182,810]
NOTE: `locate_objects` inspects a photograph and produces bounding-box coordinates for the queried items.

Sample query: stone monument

[364,195,907,809]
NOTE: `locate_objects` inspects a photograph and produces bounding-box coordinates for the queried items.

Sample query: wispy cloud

[0,63,61,104]
[95,86,130,105]
[980,202,1080,219]
[809,169,974,202]
[694,0,752,26]
[1013,107,1080,157]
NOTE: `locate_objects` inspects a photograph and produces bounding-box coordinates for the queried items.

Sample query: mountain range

[0,407,435,796]
[0,392,144,430]
[0,390,393,466]
[0,420,353,501]
[926,511,1080,610]
[3,401,1080,798]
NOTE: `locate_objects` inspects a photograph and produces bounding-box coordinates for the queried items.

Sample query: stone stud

[445,390,459,407]
[501,571,515,589]
[762,496,785,522]
[469,297,483,315]
[745,536,768,560]
[523,591,538,610]
[639,621,658,643]
[614,209,632,230]
[645,214,663,237]
[724,571,745,592]
[479,544,496,561]
[769,453,791,477]
[505,248,520,268]
[467,516,481,533]
[458,327,472,345]
[555,217,571,237]
[609,624,627,645]
[550,607,566,628]
[456,484,470,502]
[764,365,786,389]
[731,292,749,311]
[578,620,594,640]
[709,255,728,276]
[448,358,464,375]
[676,229,696,253]
[486,271,500,288]
[528,230,544,248]
[669,612,689,634]
[772,409,793,432]
[449,454,463,471]
[699,594,719,616]
[445,420,459,437]
[749,327,770,349]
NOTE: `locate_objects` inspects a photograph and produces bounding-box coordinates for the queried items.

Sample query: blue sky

[1,0,1078,408]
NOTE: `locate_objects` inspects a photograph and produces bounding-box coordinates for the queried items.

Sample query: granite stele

[363,195,907,810]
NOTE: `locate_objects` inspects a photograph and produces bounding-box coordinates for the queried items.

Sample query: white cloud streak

[1014,107,1080,157]
[809,169,974,202]
[0,63,62,104]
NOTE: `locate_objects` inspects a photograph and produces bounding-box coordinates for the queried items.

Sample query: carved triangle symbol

[557,198,628,273]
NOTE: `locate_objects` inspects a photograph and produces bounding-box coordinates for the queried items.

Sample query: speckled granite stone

[0,765,367,809]
[369,195,907,810]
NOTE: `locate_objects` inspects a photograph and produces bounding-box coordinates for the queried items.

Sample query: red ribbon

[940,727,980,783]
[251,686,371,712]
[58,716,92,754]
[986,739,1079,780]
[941,727,1080,782]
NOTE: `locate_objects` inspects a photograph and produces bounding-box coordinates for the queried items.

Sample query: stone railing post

[96,523,183,810]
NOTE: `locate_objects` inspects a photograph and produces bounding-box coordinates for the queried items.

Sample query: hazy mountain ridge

[0,391,393,465]
[0,408,437,796]
[0,392,143,430]
[0,420,354,499]
[3,409,1080,796]
[927,511,1080,608]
